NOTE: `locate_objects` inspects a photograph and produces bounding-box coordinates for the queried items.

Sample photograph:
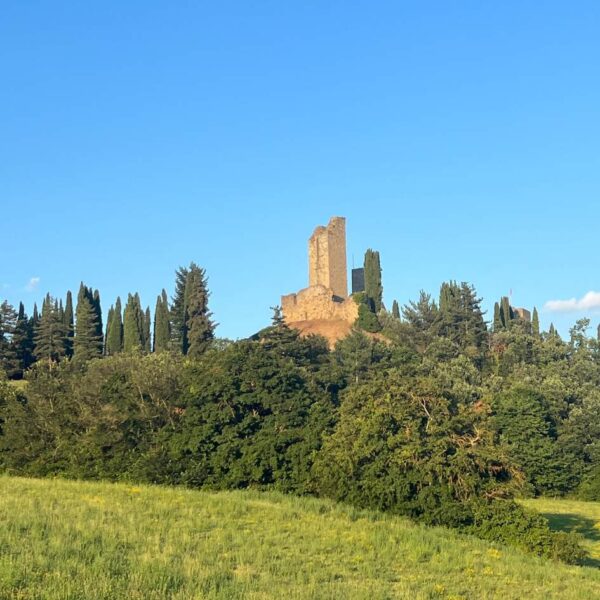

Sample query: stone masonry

[308,217,348,299]
[282,217,358,326]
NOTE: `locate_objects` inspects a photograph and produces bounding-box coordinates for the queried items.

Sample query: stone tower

[308,216,348,298]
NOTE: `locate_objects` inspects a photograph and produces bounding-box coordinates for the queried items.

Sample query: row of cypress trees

[0,262,214,378]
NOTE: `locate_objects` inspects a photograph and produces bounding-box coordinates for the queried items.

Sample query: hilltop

[1,477,600,599]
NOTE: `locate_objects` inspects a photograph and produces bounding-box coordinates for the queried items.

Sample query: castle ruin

[281,217,358,333]
[308,217,348,299]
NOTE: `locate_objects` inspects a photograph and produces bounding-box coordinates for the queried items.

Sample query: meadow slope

[1,477,600,599]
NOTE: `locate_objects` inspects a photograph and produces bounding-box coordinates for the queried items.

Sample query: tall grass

[1,476,600,599]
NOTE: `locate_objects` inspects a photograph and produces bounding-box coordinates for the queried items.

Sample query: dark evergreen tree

[364,249,383,313]
[63,290,74,357]
[34,294,68,365]
[437,281,488,356]
[500,296,513,329]
[74,283,103,362]
[532,307,540,337]
[0,301,19,377]
[493,302,503,332]
[170,266,189,353]
[392,300,400,320]
[153,290,171,353]
[105,297,123,355]
[185,264,214,357]
[105,305,114,354]
[143,306,151,353]
[11,303,34,377]
[169,264,214,356]
[123,293,144,352]
[92,289,103,355]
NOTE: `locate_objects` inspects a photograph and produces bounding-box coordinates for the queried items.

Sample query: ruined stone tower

[281,217,358,343]
[308,217,348,299]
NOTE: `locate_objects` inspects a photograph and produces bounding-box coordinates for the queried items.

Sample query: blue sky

[2,1,599,339]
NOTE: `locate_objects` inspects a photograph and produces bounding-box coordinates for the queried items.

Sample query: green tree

[436,282,488,359]
[185,264,214,357]
[74,284,103,362]
[0,301,19,377]
[63,291,74,358]
[92,289,103,355]
[34,295,68,365]
[105,305,114,354]
[123,293,144,352]
[106,297,124,355]
[364,249,383,312]
[500,296,513,329]
[493,387,579,494]
[153,290,171,353]
[143,306,151,353]
[10,303,34,377]
[532,307,540,337]
[170,266,189,353]
[391,299,400,320]
[493,302,502,332]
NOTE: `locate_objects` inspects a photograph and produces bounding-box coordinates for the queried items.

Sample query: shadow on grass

[541,512,600,568]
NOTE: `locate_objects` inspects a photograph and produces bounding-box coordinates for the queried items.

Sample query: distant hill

[2,476,600,599]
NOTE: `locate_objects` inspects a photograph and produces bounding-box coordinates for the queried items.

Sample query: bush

[468,500,587,564]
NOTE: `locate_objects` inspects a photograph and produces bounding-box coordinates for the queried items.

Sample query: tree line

[0,262,214,378]
[2,259,600,565]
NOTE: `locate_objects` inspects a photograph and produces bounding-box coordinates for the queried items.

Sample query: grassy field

[2,478,600,600]
[523,497,600,568]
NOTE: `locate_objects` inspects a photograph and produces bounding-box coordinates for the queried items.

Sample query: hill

[1,477,600,599]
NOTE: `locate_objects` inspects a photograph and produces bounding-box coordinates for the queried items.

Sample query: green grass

[1,478,600,600]
[522,497,600,568]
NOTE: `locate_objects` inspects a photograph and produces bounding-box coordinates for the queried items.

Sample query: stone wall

[281,285,358,323]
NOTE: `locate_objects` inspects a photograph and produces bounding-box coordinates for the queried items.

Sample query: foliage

[353,292,381,332]
[364,249,383,313]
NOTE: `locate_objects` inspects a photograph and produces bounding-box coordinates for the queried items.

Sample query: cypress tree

[32,303,39,325]
[123,293,144,352]
[106,297,124,355]
[493,302,503,332]
[532,307,540,337]
[185,263,215,357]
[500,296,513,329]
[34,294,68,365]
[364,249,383,313]
[153,290,171,352]
[392,299,400,320]
[143,306,151,352]
[93,289,103,355]
[64,290,74,357]
[105,306,114,354]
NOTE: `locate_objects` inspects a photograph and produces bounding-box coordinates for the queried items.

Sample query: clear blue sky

[2,1,599,339]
